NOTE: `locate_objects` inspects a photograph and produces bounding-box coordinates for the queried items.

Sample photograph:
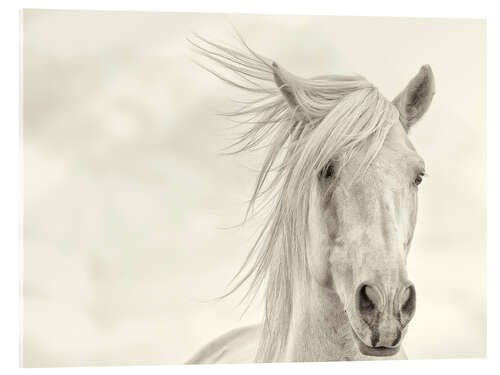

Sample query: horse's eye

[414,172,424,186]
[319,162,335,180]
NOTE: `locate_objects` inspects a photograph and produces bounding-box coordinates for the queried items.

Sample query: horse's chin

[350,327,400,357]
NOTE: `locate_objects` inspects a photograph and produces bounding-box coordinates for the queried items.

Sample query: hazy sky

[22,10,486,366]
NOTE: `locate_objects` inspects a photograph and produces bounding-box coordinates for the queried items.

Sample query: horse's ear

[271,62,306,121]
[393,65,435,130]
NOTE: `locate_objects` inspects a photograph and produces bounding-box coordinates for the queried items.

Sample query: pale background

[21,10,486,367]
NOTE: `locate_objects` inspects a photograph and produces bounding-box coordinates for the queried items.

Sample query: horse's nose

[355,282,416,327]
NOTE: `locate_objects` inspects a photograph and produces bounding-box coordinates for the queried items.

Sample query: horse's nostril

[359,285,376,312]
[356,284,382,324]
[400,284,416,323]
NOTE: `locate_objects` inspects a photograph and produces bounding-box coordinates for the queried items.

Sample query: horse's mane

[190,34,399,362]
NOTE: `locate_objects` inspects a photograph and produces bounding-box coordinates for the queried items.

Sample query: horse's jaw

[283,279,357,362]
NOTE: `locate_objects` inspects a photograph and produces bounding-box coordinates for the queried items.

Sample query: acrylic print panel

[21,9,486,367]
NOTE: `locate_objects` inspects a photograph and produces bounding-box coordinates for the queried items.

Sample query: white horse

[187,35,435,364]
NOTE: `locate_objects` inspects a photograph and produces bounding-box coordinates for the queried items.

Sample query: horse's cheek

[330,247,354,298]
[308,235,333,287]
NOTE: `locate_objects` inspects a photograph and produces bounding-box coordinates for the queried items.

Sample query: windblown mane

[191,35,399,362]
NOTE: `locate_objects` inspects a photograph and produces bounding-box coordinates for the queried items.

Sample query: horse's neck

[283,279,361,362]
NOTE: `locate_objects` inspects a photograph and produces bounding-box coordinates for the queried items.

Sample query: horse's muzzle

[352,281,416,352]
